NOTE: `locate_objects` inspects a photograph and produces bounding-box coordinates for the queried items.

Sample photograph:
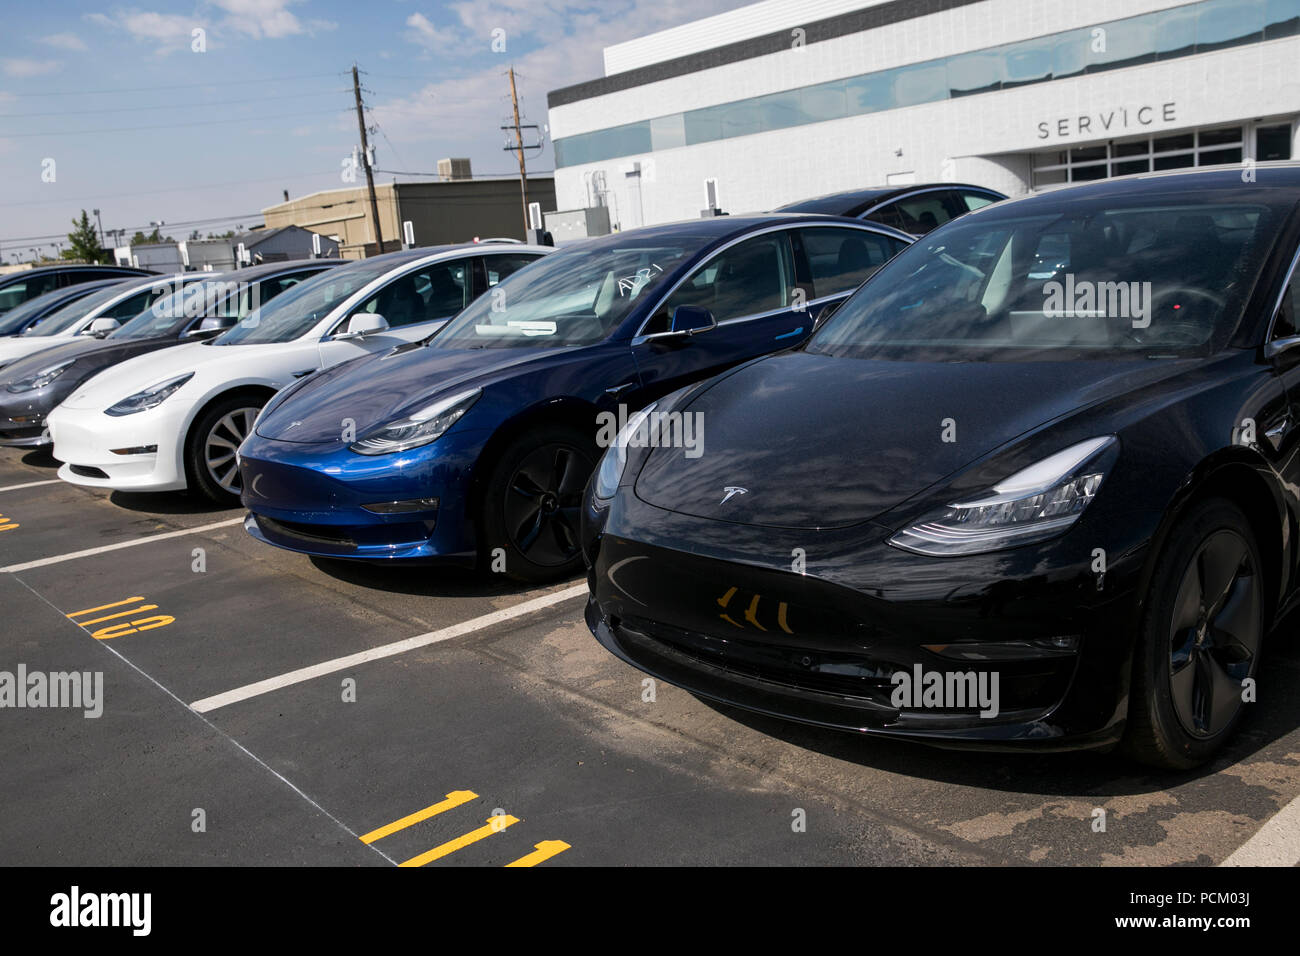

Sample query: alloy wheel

[1167,528,1260,739]
[204,407,259,495]
[503,443,592,567]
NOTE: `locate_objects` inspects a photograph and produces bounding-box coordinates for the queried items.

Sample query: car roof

[775,183,1005,215]
[559,213,912,249]
[0,264,152,283]
[967,163,1300,221]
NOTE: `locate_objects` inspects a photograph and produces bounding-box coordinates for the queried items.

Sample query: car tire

[185,395,265,506]
[1123,498,1264,769]
[480,424,597,584]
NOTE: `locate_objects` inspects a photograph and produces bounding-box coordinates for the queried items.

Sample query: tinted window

[649,232,796,333]
[800,227,908,297]
[958,190,999,212]
[1273,271,1300,340]
[874,193,956,234]
[0,285,100,335]
[23,283,137,336]
[484,253,541,286]
[437,237,708,349]
[811,200,1280,359]
[216,258,402,345]
[356,260,468,328]
[0,274,58,312]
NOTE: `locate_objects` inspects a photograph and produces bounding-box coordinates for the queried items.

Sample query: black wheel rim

[1167,529,1260,739]
[502,443,593,567]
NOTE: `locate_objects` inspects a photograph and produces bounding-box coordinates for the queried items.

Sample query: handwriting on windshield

[617,264,663,297]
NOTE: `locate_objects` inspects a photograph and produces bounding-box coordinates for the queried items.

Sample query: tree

[67,209,104,263]
[130,228,172,246]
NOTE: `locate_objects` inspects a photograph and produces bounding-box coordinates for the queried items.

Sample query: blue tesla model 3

[237,215,911,582]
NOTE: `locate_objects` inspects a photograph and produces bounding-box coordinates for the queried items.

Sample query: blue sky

[0,0,746,260]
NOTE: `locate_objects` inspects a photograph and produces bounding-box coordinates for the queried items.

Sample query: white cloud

[211,0,333,39]
[2,58,62,78]
[405,12,463,52]
[40,33,89,51]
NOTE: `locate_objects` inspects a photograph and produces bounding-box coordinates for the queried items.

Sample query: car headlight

[888,436,1118,557]
[105,373,195,417]
[6,358,74,393]
[350,388,481,455]
[593,402,659,500]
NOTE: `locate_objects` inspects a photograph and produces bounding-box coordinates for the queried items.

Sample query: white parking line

[0,517,244,573]
[190,583,589,713]
[0,479,60,493]
[1220,790,1300,866]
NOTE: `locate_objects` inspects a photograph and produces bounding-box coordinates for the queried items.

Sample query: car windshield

[21,283,133,337]
[808,199,1281,360]
[435,238,708,349]
[214,259,396,345]
[112,277,229,340]
[0,286,98,336]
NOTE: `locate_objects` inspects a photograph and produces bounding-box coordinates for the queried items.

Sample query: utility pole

[352,64,384,257]
[507,66,529,235]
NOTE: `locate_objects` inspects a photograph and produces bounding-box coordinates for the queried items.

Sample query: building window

[1030,123,1275,188]
[554,0,1300,168]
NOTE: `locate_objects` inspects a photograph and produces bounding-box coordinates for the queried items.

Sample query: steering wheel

[1123,286,1224,348]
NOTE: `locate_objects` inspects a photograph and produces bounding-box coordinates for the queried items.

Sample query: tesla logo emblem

[721,486,747,505]
[284,421,302,431]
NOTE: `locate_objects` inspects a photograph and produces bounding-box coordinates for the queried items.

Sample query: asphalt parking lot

[1,446,1298,868]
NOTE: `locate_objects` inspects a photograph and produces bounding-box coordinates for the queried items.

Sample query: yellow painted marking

[505,840,571,868]
[359,791,478,844]
[92,615,175,640]
[777,602,793,635]
[76,605,159,627]
[716,586,736,608]
[719,613,742,628]
[743,594,767,631]
[399,815,520,867]
[68,597,146,619]
[0,523,17,532]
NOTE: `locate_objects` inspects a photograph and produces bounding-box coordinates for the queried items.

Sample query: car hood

[0,333,80,367]
[633,350,1199,530]
[58,339,284,410]
[255,342,573,444]
[0,335,172,385]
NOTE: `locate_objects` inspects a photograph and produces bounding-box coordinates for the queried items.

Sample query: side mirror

[669,305,716,336]
[184,315,238,339]
[85,317,120,337]
[335,313,390,339]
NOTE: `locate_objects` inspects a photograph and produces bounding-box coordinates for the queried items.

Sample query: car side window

[883,193,956,234]
[645,232,796,334]
[958,190,998,212]
[483,253,542,286]
[102,289,154,320]
[358,260,469,327]
[800,227,908,298]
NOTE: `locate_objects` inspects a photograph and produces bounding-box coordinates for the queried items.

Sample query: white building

[546,0,1300,229]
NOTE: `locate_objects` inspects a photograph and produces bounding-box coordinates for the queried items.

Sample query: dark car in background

[0,260,341,449]
[238,215,912,582]
[0,264,153,315]
[0,280,128,338]
[777,183,1006,236]
[585,167,1300,769]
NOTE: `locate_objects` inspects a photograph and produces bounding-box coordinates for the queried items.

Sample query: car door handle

[605,381,636,397]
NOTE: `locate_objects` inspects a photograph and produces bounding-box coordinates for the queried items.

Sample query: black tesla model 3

[582,166,1300,769]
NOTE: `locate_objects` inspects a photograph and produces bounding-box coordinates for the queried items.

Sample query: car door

[1263,257,1300,487]
[629,228,806,402]
[795,225,910,319]
[318,257,473,365]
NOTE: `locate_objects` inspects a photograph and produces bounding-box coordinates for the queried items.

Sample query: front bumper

[47,401,193,492]
[238,427,491,563]
[582,488,1150,751]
